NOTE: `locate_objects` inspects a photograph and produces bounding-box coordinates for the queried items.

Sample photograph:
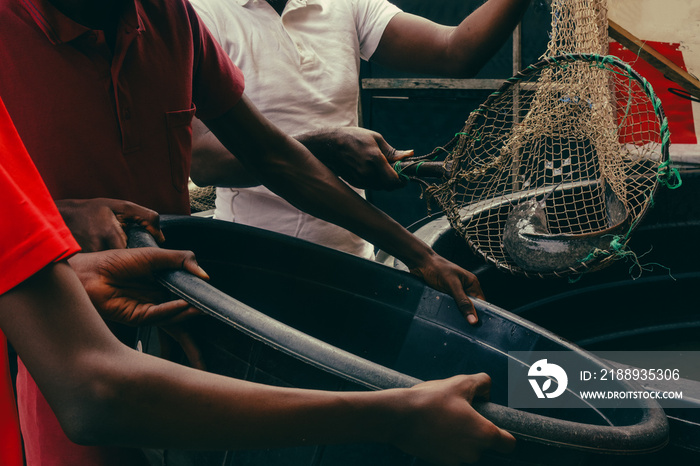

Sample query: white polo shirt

[190,0,401,258]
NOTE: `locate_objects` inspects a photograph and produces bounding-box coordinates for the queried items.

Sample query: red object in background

[611,41,697,145]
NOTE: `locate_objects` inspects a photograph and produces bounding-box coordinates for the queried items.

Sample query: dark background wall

[361,0,553,227]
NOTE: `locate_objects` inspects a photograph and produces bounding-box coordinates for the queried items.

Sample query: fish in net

[393,0,679,277]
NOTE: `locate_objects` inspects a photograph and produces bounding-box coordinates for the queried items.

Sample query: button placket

[281,6,314,67]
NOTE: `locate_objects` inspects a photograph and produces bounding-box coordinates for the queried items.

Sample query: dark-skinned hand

[390,373,516,465]
[56,198,164,252]
[68,247,208,327]
[301,127,414,190]
[409,252,485,324]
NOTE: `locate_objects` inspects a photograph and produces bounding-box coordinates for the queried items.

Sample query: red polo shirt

[0,0,244,214]
[0,96,81,466]
[0,0,245,464]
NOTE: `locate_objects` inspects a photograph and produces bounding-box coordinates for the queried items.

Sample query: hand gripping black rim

[128,226,668,455]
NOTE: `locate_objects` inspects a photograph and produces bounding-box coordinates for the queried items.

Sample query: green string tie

[550,55,568,70]
[657,160,683,190]
[393,161,410,181]
[609,235,633,256]
[455,129,482,141]
[578,234,635,266]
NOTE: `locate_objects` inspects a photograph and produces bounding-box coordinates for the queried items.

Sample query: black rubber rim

[128,220,669,454]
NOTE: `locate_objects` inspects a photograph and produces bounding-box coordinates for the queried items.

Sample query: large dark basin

[130,216,671,465]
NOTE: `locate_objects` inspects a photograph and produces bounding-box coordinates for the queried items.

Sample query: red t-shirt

[0,97,80,466]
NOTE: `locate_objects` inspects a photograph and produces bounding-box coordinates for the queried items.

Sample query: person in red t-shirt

[0,96,514,466]
[0,98,208,465]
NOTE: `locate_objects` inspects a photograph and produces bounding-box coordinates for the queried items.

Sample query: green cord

[657,160,683,189]
[393,161,410,181]
[455,129,482,141]
[549,55,568,70]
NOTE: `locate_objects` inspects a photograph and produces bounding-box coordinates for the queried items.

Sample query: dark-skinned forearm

[202,97,436,269]
[189,128,326,188]
[373,0,532,78]
[229,132,434,269]
[190,118,261,187]
[190,123,365,188]
[0,262,404,449]
[445,0,532,76]
[84,351,403,449]
[293,128,344,169]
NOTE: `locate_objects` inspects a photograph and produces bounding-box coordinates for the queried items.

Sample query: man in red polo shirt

[1,0,242,214]
[1,0,487,464]
[2,0,246,462]
[0,95,515,465]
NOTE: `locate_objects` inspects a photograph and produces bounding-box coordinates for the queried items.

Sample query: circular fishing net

[416,1,678,278]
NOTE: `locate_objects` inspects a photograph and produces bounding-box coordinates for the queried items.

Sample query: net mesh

[189,181,217,213]
[424,0,673,277]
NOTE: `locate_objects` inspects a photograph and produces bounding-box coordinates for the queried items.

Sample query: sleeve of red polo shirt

[186,0,245,120]
[0,97,80,466]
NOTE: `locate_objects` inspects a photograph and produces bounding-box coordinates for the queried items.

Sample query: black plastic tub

[132,216,669,466]
[376,171,700,460]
